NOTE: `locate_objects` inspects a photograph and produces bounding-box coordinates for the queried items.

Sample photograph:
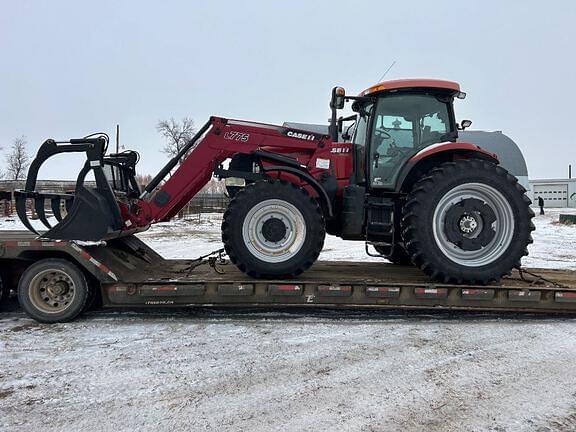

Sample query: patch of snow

[524,208,576,270]
[0,216,57,232]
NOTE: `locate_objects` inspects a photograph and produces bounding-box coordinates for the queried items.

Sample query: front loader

[16,78,534,284]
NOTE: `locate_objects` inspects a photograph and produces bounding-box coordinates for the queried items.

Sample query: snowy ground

[1,208,576,431]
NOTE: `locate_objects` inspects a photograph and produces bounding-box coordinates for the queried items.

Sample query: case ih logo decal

[285,130,318,141]
[224,131,250,142]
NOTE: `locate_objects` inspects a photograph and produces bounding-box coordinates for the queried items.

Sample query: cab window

[370,93,453,188]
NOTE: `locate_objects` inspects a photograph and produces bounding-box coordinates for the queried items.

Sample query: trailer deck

[102,260,576,314]
[2,231,576,317]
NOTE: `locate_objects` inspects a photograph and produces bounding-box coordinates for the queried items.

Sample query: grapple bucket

[15,136,128,241]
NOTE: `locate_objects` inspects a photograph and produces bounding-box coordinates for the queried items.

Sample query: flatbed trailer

[1,230,576,322]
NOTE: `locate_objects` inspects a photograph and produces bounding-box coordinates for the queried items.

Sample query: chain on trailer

[508,266,570,289]
[181,248,228,276]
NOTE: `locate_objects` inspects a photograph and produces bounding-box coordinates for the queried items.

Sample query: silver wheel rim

[28,269,76,314]
[432,183,515,267]
[242,199,306,263]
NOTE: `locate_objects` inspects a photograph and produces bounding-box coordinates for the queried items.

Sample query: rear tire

[18,259,89,323]
[402,159,534,284]
[222,180,325,278]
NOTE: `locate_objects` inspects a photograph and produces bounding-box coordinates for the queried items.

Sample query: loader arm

[138,116,326,224]
[17,116,330,241]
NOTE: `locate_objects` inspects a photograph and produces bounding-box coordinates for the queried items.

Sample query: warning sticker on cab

[315,158,330,169]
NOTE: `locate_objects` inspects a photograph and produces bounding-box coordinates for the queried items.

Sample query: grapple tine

[14,192,40,235]
[51,197,64,222]
[34,196,52,229]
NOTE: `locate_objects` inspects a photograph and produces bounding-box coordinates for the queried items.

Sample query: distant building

[459,131,529,191]
[529,178,576,208]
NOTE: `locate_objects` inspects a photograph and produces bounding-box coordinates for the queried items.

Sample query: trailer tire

[402,159,534,284]
[222,179,325,278]
[18,259,89,323]
[0,276,8,304]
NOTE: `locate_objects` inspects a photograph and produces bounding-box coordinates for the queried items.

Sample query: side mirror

[459,119,472,130]
[330,87,346,110]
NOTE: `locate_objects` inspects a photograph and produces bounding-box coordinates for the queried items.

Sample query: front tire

[402,159,534,284]
[18,259,89,323]
[222,180,325,278]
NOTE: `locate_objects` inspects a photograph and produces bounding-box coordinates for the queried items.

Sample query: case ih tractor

[16,79,534,284]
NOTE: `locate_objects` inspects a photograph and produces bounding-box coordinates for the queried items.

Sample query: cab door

[368,92,455,190]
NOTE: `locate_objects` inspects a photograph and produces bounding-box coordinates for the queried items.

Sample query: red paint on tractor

[359,79,461,96]
[410,142,498,163]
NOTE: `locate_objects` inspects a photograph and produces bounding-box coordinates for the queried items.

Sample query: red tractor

[16,79,534,284]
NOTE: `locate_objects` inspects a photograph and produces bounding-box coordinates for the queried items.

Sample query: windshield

[370,93,454,188]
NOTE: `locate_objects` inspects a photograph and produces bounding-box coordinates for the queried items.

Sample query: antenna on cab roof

[378,60,397,82]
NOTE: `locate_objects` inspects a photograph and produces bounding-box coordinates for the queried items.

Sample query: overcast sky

[1,0,574,179]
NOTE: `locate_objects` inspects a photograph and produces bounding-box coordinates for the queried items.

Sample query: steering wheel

[374,127,392,140]
[374,127,396,153]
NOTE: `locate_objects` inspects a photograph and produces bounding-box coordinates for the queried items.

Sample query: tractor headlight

[225,177,246,187]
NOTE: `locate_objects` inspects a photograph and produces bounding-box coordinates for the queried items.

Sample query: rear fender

[397,142,499,193]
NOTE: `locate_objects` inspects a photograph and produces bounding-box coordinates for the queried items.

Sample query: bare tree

[5,136,30,181]
[0,143,4,179]
[156,117,196,161]
[135,173,153,189]
[201,178,226,195]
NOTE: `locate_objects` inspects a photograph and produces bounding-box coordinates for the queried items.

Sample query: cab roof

[359,79,461,97]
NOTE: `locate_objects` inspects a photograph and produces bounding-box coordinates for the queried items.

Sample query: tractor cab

[331,79,468,190]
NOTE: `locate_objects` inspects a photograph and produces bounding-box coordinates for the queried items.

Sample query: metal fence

[0,180,229,217]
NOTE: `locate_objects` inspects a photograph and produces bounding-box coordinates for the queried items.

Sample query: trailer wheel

[0,276,8,303]
[375,245,413,266]
[18,259,89,323]
[222,180,325,278]
[402,159,534,284]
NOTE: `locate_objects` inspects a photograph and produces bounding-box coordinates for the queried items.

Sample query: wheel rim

[432,183,515,267]
[28,269,76,314]
[242,199,306,263]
